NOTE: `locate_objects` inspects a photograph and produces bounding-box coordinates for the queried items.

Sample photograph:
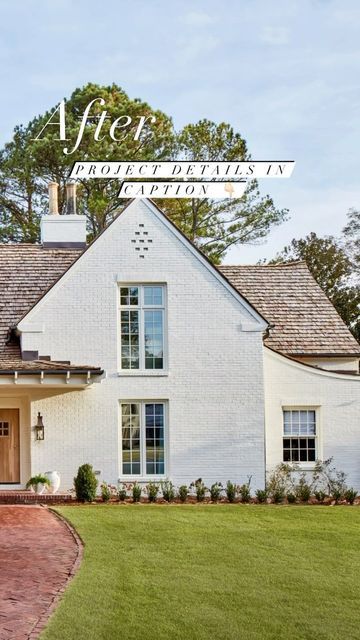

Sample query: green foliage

[314,490,326,503]
[26,474,51,489]
[286,492,296,504]
[255,489,267,503]
[191,478,207,502]
[0,92,286,262]
[159,120,287,263]
[132,482,142,503]
[312,458,348,503]
[100,482,111,502]
[0,83,173,243]
[209,482,223,502]
[226,480,237,503]
[294,474,312,503]
[239,477,252,503]
[146,482,159,503]
[73,464,98,502]
[345,488,358,505]
[160,479,175,502]
[178,485,188,503]
[266,463,292,503]
[117,484,127,501]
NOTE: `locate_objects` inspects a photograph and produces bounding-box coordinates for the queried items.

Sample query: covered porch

[0,367,104,492]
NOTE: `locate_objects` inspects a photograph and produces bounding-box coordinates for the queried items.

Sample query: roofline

[17,198,269,330]
[283,351,360,358]
[265,346,360,380]
[0,368,103,375]
[146,199,269,326]
[221,260,306,268]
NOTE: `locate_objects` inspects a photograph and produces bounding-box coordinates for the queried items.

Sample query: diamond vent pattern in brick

[131,223,152,257]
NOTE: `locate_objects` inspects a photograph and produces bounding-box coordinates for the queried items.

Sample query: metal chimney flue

[48,182,59,215]
[66,181,77,215]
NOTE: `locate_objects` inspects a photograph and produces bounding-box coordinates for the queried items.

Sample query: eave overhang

[0,368,105,387]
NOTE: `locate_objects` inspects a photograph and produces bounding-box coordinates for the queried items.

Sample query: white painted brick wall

[264,348,360,489]
[20,200,266,491]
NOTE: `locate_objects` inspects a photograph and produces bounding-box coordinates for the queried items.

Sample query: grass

[41,505,360,640]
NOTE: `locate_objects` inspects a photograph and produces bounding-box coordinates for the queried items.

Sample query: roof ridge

[220,260,307,268]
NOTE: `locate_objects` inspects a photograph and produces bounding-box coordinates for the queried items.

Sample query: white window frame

[119,400,168,480]
[282,407,320,468]
[118,284,167,373]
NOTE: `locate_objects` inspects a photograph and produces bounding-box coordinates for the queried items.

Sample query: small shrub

[161,479,175,502]
[345,488,357,505]
[266,463,292,504]
[117,484,127,501]
[132,482,142,503]
[210,482,222,502]
[101,481,111,502]
[191,478,207,502]
[239,477,252,503]
[74,463,98,503]
[255,488,267,503]
[272,488,285,504]
[178,485,188,503]
[295,477,312,503]
[286,492,296,504]
[26,474,51,491]
[146,481,159,503]
[314,490,326,503]
[226,481,237,503]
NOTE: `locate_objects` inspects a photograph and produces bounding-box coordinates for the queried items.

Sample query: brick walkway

[0,506,81,640]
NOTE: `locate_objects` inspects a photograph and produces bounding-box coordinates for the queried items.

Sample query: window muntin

[121,402,165,476]
[283,410,316,463]
[0,421,9,437]
[120,286,165,370]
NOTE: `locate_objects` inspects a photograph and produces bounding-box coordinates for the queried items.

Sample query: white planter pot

[35,483,46,495]
[45,471,61,494]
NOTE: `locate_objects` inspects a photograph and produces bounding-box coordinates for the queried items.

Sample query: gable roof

[17,199,268,331]
[220,262,360,357]
[0,244,101,372]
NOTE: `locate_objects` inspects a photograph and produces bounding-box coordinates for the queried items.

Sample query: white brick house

[0,187,359,491]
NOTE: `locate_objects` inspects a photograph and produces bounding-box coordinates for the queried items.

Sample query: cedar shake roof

[0,244,358,370]
[220,262,360,357]
[0,244,100,373]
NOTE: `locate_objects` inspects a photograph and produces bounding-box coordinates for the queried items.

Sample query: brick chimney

[41,182,87,248]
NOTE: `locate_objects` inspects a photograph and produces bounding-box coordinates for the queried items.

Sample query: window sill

[119,477,165,483]
[117,370,169,377]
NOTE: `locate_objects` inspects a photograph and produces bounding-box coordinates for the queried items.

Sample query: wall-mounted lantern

[35,412,45,441]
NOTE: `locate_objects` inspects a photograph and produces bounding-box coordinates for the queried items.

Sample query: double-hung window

[120,285,165,371]
[283,409,316,463]
[120,402,165,476]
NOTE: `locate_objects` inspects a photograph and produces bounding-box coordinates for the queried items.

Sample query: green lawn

[42,505,360,640]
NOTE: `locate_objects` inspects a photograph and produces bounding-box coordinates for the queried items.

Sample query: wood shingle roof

[220,262,360,356]
[0,245,358,370]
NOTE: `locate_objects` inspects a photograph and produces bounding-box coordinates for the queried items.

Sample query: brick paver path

[0,505,80,640]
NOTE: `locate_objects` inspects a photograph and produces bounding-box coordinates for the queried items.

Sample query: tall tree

[343,208,360,280]
[0,83,174,242]
[268,232,360,341]
[0,88,287,261]
[157,120,288,263]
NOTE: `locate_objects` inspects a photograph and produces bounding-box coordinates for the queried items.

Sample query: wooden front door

[0,409,20,483]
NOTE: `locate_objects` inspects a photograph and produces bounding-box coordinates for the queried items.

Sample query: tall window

[121,402,165,476]
[120,285,165,370]
[283,410,316,463]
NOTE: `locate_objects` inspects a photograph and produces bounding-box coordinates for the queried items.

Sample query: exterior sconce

[35,412,45,441]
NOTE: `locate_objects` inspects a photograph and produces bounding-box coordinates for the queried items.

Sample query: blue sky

[0,0,359,263]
